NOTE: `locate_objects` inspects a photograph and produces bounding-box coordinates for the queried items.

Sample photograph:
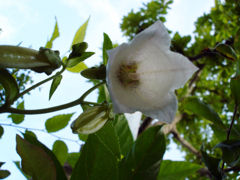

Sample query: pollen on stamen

[117,62,139,86]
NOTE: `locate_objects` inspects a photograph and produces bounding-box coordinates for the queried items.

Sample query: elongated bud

[71,102,113,134]
[0,46,62,75]
[80,64,106,80]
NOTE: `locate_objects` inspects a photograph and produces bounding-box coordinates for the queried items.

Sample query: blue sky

[0,0,214,179]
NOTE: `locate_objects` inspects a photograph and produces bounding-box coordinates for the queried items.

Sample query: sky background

[0,0,214,179]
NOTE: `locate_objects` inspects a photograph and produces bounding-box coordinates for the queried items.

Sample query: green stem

[0,81,106,115]
[17,65,66,99]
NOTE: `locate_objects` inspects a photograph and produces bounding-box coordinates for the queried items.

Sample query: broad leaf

[211,124,240,142]
[22,133,67,180]
[70,134,118,180]
[67,152,80,168]
[49,75,62,100]
[158,160,203,180]
[66,52,95,68]
[45,17,60,49]
[0,162,10,179]
[183,98,225,129]
[14,161,31,180]
[215,139,240,167]
[0,126,3,139]
[112,114,134,156]
[8,101,24,124]
[25,130,37,139]
[70,17,90,50]
[16,135,56,180]
[52,140,68,165]
[214,43,238,61]
[234,27,240,53]
[201,144,225,179]
[78,134,88,142]
[95,121,121,160]
[119,125,166,180]
[230,77,240,105]
[66,61,88,73]
[45,113,74,133]
[102,33,113,65]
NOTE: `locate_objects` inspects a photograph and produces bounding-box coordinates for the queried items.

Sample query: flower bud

[80,64,106,80]
[71,102,113,134]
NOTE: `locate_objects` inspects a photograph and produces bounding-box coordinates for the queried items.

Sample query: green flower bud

[80,64,106,80]
[71,102,113,134]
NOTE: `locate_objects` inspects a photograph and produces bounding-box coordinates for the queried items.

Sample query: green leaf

[45,113,74,133]
[25,130,37,139]
[67,152,80,168]
[183,98,225,129]
[52,140,68,165]
[112,114,134,156]
[0,162,11,179]
[22,133,67,180]
[70,17,90,50]
[119,125,166,180]
[14,161,31,180]
[16,135,56,180]
[45,17,60,49]
[102,33,113,65]
[8,101,24,124]
[0,68,19,105]
[95,121,121,160]
[211,124,240,142]
[66,62,88,73]
[70,134,118,180]
[234,27,240,54]
[49,75,62,100]
[200,144,225,179]
[230,77,240,105]
[0,126,3,139]
[214,43,238,61]
[158,160,203,180]
[78,133,88,142]
[97,84,110,103]
[67,52,95,68]
[215,139,240,167]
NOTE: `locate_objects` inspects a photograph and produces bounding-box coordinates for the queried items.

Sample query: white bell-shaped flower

[106,20,198,124]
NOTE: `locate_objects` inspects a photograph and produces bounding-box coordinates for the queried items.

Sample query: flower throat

[118,63,139,86]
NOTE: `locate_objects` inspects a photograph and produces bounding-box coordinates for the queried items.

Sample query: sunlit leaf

[52,140,68,165]
[67,52,94,68]
[78,134,88,142]
[158,160,203,180]
[70,17,90,50]
[8,101,24,124]
[49,75,62,100]
[16,135,56,180]
[66,62,88,73]
[25,130,37,139]
[102,33,113,65]
[45,113,74,133]
[67,152,80,168]
[70,134,118,180]
[119,125,165,180]
[45,17,60,49]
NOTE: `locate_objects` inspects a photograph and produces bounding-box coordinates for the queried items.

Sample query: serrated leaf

[45,113,74,133]
[95,121,121,160]
[78,134,88,142]
[49,75,62,100]
[66,52,94,68]
[0,126,3,139]
[200,144,225,179]
[234,27,240,53]
[45,17,60,49]
[102,33,113,65]
[14,161,31,180]
[52,140,68,165]
[67,152,80,168]
[70,134,118,180]
[158,160,203,180]
[119,125,165,180]
[25,130,37,139]
[8,101,24,124]
[16,135,56,180]
[22,133,67,180]
[70,17,90,50]
[215,139,240,167]
[0,68,19,105]
[112,114,134,156]
[183,98,225,129]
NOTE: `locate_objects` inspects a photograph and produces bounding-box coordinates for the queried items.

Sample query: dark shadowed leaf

[25,130,37,139]
[215,139,240,167]
[234,27,240,53]
[14,161,31,180]
[102,33,113,65]
[67,152,80,168]
[22,133,67,180]
[211,124,240,142]
[112,114,134,156]
[49,75,62,100]
[45,17,60,49]
[8,101,24,124]
[0,126,3,139]
[66,52,95,68]
[230,77,240,106]
[0,162,10,179]
[158,160,203,180]
[52,140,68,165]
[16,135,56,180]
[95,121,121,160]
[119,125,165,180]
[201,144,225,179]
[45,113,74,133]
[70,134,118,180]
[183,98,225,129]
[214,43,238,61]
